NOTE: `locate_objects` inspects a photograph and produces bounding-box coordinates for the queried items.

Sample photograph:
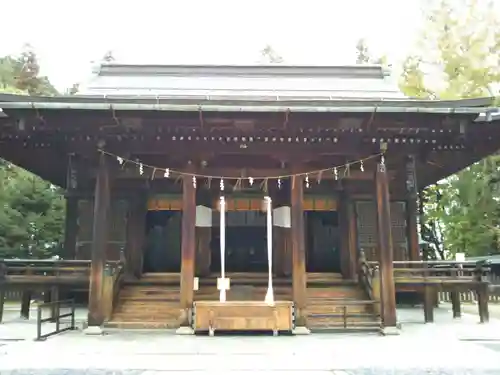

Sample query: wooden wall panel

[148,195,182,211]
[354,201,409,261]
[75,199,128,260]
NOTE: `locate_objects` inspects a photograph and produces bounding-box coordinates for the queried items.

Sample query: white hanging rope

[264,196,275,306]
[219,196,226,302]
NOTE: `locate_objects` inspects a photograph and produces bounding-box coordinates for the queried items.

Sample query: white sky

[0,0,426,91]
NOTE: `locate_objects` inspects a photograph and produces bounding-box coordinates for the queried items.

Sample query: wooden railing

[358,250,381,316]
[0,258,125,323]
[361,259,491,323]
[35,299,76,341]
[103,261,125,321]
[0,259,123,279]
[365,260,490,285]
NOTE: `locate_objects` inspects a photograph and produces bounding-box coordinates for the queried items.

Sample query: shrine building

[0,63,498,334]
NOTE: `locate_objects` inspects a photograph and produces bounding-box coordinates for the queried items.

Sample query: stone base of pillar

[83,326,103,335]
[292,326,311,335]
[175,326,195,335]
[380,326,400,336]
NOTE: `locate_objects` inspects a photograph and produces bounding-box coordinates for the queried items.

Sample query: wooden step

[111,312,180,320]
[110,282,181,327]
[304,283,379,330]
[105,321,178,329]
[309,321,381,332]
[114,305,180,314]
[307,305,372,315]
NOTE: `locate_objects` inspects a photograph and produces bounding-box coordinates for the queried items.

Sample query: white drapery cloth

[219,196,226,302]
[264,196,275,306]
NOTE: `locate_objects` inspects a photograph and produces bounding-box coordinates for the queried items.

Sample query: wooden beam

[291,174,307,328]
[87,152,111,328]
[375,161,398,329]
[3,137,471,158]
[179,169,196,328]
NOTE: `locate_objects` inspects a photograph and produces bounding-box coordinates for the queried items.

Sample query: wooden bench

[193,300,293,336]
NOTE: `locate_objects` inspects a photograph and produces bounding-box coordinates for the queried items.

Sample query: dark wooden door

[143,211,181,272]
[211,211,268,273]
[305,211,340,272]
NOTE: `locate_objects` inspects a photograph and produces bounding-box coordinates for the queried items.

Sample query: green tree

[401,0,500,258]
[399,56,433,98]
[0,166,65,259]
[0,44,58,96]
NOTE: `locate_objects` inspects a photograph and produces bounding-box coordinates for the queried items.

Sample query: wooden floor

[106,272,380,330]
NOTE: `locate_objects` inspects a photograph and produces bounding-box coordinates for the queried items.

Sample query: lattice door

[355,201,408,261]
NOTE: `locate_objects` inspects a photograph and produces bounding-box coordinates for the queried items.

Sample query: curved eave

[0,100,497,115]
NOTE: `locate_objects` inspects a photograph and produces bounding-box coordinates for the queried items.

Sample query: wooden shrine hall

[0,64,499,334]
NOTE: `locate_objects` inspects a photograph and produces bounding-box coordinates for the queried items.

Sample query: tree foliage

[400,0,500,259]
[0,167,65,259]
[0,45,64,259]
[0,44,58,96]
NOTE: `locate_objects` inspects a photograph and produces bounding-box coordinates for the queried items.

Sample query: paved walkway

[1,306,500,373]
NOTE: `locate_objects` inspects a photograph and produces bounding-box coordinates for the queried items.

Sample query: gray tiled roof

[77,63,407,100]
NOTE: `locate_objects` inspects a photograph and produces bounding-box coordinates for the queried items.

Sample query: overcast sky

[1,0,425,91]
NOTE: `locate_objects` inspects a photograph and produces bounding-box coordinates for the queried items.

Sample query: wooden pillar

[407,197,420,261]
[339,193,358,279]
[0,262,5,323]
[477,284,490,323]
[124,199,136,277]
[179,173,196,328]
[347,200,358,278]
[291,175,307,328]
[87,153,111,328]
[450,288,461,318]
[406,155,420,261]
[20,267,33,319]
[20,291,31,319]
[423,285,435,322]
[135,197,147,278]
[339,191,353,279]
[63,196,78,259]
[125,195,146,278]
[0,288,4,323]
[50,286,60,321]
[375,161,397,328]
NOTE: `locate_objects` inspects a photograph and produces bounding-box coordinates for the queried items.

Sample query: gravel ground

[1,307,500,374]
